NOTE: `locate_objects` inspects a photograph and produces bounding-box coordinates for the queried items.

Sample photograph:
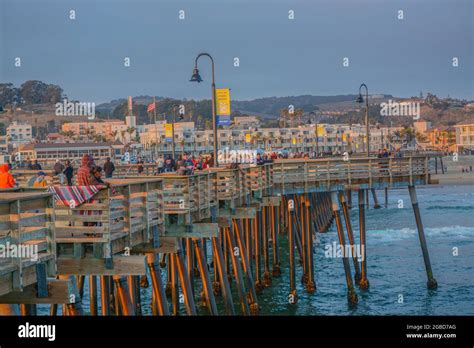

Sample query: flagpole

[153,97,158,160]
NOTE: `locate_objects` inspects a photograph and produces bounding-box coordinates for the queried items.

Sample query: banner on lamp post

[165,123,173,142]
[245,133,252,145]
[216,88,231,126]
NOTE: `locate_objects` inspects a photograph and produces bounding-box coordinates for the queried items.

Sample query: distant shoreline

[431,173,474,185]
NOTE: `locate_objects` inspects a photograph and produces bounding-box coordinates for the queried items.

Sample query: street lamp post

[356,83,370,157]
[190,53,218,167]
[308,111,319,157]
[170,104,181,160]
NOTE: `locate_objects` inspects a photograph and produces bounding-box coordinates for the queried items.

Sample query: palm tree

[401,126,415,143]
[180,137,186,155]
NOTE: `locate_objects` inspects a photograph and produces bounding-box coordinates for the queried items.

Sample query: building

[7,121,33,146]
[0,135,8,154]
[16,142,125,167]
[414,120,432,134]
[61,120,124,140]
[233,116,260,129]
[139,121,362,158]
[454,123,474,152]
[426,126,456,151]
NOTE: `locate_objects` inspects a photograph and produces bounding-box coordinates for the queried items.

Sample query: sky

[1,0,473,104]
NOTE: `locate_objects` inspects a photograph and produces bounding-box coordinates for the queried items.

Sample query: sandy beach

[432,173,474,185]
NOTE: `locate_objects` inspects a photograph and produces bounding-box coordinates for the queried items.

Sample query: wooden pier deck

[0,155,437,315]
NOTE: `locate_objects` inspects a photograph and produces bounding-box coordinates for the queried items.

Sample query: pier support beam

[233,219,259,315]
[113,276,135,315]
[174,251,197,315]
[212,236,235,315]
[262,207,272,288]
[271,205,281,276]
[224,226,251,315]
[304,196,316,293]
[371,188,381,209]
[89,275,98,315]
[331,192,358,306]
[0,304,19,315]
[358,190,370,290]
[408,185,438,290]
[100,276,110,316]
[338,191,361,285]
[146,254,170,315]
[288,198,297,304]
[194,240,218,315]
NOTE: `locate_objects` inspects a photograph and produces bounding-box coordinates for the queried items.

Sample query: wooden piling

[212,236,235,315]
[146,254,170,315]
[100,276,110,316]
[304,196,316,293]
[331,192,358,306]
[288,198,297,304]
[194,240,218,315]
[371,188,381,209]
[408,186,438,290]
[271,205,281,276]
[338,191,362,285]
[113,276,135,315]
[89,275,98,315]
[358,190,370,290]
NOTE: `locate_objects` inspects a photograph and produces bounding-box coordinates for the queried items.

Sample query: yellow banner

[342,133,347,142]
[165,124,173,141]
[216,88,231,116]
[317,125,326,136]
[245,133,251,144]
[292,138,297,145]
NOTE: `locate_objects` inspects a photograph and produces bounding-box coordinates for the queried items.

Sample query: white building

[7,121,33,146]
[454,123,474,152]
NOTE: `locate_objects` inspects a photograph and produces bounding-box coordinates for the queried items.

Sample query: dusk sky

[1,0,473,103]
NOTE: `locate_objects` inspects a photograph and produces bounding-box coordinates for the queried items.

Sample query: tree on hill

[20,80,63,104]
[0,83,21,106]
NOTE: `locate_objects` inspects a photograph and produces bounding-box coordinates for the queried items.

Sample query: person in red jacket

[0,163,16,188]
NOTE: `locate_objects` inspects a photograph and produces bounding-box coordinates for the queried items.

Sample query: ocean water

[39,184,474,316]
[257,184,474,315]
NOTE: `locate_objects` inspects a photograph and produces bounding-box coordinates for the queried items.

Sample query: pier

[0,155,437,315]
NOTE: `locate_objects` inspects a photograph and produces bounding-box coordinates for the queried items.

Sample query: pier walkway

[0,155,437,315]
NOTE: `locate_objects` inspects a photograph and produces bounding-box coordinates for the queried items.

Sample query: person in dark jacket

[54,160,65,174]
[31,160,42,170]
[103,157,115,178]
[63,160,74,186]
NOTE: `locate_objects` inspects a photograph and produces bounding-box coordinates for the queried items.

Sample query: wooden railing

[54,178,164,258]
[159,171,217,223]
[11,170,59,187]
[273,156,430,193]
[0,192,56,296]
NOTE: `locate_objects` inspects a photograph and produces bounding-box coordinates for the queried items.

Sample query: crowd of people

[0,147,426,190]
[157,154,212,175]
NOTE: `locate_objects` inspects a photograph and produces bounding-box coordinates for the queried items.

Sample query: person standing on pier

[31,160,42,170]
[0,163,15,189]
[103,157,115,178]
[64,160,74,186]
[77,155,94,186]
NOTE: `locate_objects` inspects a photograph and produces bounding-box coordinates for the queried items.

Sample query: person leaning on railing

[0,164,16,189]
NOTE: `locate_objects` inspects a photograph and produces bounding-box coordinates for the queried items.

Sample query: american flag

[147,102,155,113]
